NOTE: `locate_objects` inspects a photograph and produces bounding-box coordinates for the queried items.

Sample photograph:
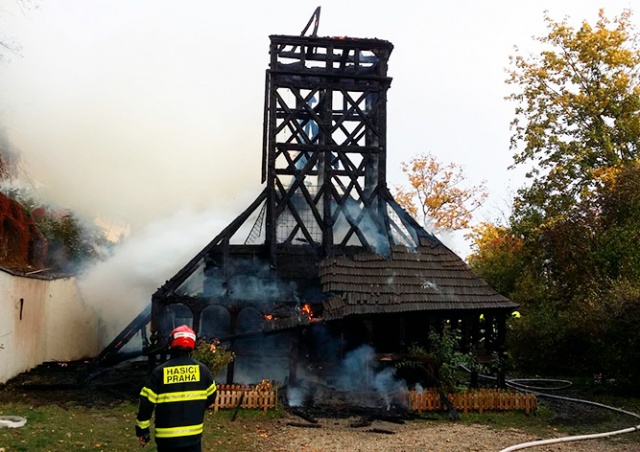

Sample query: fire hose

[0,416,27,428]
[460,367,640,451]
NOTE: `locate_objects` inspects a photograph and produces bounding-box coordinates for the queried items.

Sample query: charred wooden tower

[262,34,394,258]
[139,18,518,385]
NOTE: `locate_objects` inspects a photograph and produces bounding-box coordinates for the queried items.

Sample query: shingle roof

[319,238,518,320]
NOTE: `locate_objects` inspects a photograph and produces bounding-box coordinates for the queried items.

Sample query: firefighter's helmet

[169,325,197,350]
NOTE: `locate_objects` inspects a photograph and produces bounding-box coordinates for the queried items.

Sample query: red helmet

[169,325,196,350]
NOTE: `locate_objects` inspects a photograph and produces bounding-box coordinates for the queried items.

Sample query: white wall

[0,269,100,383]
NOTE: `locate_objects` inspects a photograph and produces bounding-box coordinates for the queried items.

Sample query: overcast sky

[1,0,637,238]
[1,1,638,336]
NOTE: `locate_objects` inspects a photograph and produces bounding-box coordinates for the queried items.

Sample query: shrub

[191,339,236,376]
[397,328,485,393]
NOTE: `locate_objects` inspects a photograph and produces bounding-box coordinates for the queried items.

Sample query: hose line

[499,383,640,451]
[499,425,640,452]
[460,367,640,451]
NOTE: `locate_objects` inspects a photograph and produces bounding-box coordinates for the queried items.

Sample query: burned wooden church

[108,13,517,389]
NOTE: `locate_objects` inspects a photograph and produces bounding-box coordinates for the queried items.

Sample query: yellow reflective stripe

[156,390,208,404]
[206,383,217,397]
[140,387,158,404]
[136,419,151,429]
[155,423,203,438]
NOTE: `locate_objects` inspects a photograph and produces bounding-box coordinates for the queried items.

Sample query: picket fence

[210,384,537,415]
[211,384,279,413]
[409,388,537,414]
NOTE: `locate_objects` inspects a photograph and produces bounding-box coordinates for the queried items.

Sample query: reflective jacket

[135,351,217,448]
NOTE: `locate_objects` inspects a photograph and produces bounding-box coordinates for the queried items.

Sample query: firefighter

[135,325,217,452]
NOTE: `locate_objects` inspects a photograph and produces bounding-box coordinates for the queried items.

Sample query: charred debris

[97,8,518,405]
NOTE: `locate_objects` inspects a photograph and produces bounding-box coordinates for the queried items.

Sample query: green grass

[0,401,280,452]
[0,401,137,451]
[1,393,639,451]
[412,405,555,437]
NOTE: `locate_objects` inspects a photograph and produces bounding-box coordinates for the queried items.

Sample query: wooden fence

[211,384,279,413]
[209,384,537,415]
[409,388,537,414]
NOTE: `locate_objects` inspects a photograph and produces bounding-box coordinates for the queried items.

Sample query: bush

[508,279,640,395]
[507,302,572,374]
[1,186,112,272]
[191,339,236,376]
[396,328,485,393]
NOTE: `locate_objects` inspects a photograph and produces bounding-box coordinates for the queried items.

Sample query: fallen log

[374,414,406,425]
[288,408,318,424]
[231,393,244,422]
[438,389,460,421]
[286,422,322,429]
[365,428,396,434]
[349,417,372,428]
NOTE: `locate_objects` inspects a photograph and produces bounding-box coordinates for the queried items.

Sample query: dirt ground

[246,411,640,452]
[2,361,640,452]
[250,409,640,452]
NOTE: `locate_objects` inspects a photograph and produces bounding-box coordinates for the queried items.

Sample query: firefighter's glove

[138,431,151,447]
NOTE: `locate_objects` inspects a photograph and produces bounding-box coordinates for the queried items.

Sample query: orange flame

[301,303,313,318]
[264,314,273,320]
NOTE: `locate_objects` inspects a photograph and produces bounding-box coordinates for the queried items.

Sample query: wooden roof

[319,238,518,320]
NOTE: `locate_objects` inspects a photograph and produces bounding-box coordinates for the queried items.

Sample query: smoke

[286,341,409,409]
[229,273,297,302]
[422,280,439,291]
[334,345,408,407]
[286,385,306,407]
[77,204,238,346]
[333,199,391,256]
[193,260,299,302]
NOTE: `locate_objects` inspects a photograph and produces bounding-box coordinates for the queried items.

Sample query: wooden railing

[409,388,537,414]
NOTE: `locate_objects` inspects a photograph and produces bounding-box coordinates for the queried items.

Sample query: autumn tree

[394,152,487,230]
[503,8,640,301]
[507,8,640,221]
[466,222,528,298]
[469,9,640,389]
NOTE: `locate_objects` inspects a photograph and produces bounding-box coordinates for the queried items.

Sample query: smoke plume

[77,204,237,346]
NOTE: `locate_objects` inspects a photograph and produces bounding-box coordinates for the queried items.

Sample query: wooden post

[289,331,300,386]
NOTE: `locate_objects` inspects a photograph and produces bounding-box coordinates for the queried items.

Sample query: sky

[0,0,637,340]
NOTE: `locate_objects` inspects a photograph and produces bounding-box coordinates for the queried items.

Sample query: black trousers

[156,442,202,452]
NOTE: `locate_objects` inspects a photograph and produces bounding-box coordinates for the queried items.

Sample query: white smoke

[286,343,409,409]
[77,203,239,346]
[333,200,391,256]
[336,345,408,405]
[286,385,306,407]
[210,261,299,302]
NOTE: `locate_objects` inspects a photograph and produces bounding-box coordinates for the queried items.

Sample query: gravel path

[253,414,640,452]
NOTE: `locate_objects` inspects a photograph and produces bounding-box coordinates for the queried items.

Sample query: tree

[0,129,21,183]
[466,222,527,297]
[394,152,487,230]
[0,0,40,61]
[502,8,640,302]
[507,9,640,220]
[468,9,640,389]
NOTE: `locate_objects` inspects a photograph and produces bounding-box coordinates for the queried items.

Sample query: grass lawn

[0,401,280,452]
[1,383,639,451]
